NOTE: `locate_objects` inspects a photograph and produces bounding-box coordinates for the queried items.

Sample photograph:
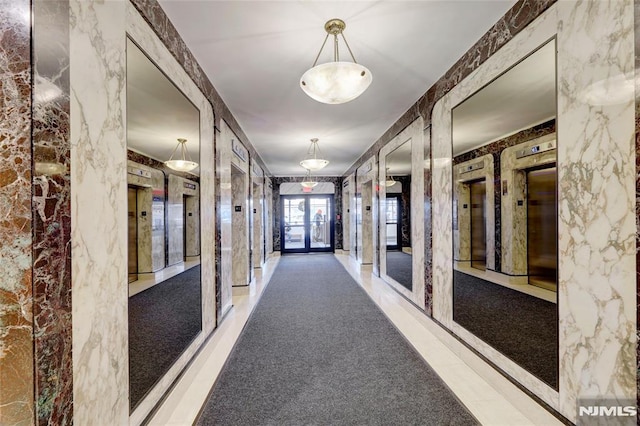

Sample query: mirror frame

[378,117,425,309]
[430,11,559,406]
[125,3,216,421]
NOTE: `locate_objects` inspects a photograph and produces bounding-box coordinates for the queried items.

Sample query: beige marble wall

[356,159,376,265]
[342,181,350,251]
[71,2,216,423]
[70,1,128,423]
[231,149,250,286]
[432,2,636,421]
[167,174,184,265]
[453,154,495,271]
[217,125,233,319]
[347,174,356,259]
[379,118,426,309]
[184,182,200,258]
[252,178,264,268]
[501,135,556,275]
[265,178,273,254]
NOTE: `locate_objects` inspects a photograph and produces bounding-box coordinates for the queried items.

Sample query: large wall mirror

[383,141,412,290]
[451,39,557,389]
[126,38,202,411]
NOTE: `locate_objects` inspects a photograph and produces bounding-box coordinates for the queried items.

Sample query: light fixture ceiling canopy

[300,137,329,171]
[165,138,199,172]
[300,18,372,105]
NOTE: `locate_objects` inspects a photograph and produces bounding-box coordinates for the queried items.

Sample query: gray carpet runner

[197,254,477,425]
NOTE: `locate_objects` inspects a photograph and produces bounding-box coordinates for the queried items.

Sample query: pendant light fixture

[300,18,372,104]
[165,138,198,172]
[300,170,318,189]
[300,138,329,171]
[382,167,396,187]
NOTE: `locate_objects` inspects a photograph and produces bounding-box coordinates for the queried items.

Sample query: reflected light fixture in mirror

[300,170,318,189]
[300,18,372,104]
[300,138,329,171]
[165,137,198,172]
[383,168,396,187]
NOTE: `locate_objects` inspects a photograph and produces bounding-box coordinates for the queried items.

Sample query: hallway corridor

[150,255,561,425]
[196,254,476,425]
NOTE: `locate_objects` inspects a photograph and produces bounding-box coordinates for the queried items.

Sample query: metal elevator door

[128,186,138,283]
[527,167,557,291]
[470,180,486,271]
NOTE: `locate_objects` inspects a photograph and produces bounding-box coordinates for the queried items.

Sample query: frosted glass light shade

[384,179,396,187]
[165,159,198,172]
[300,180,318,189]
[300,62,372,104]
[300,158,329,171]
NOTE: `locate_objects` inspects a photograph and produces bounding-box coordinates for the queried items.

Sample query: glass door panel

[283,197,307,251]
[281,195,334,253]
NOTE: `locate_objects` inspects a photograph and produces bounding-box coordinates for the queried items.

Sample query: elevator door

[470,180,486,271]
[128,187,138,283]
[527,167,557,291]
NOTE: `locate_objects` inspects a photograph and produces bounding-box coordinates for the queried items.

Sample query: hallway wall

[0,0,267,423]
[344,0,636,422]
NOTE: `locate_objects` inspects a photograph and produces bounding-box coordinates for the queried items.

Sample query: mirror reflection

[451,39,558,389]
[385,141,412,290]
[126,38,202,410]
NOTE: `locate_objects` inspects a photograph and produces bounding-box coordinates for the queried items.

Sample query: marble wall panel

[424,127,433,316]
[342,180,351,251]
[252,179,264,268]
[454,119,556,272]
[635,0,640,411]
[355,158,377,266]
[217,124,232,319]
[231,167,249,286]
[31,0,75,422]
[347,174,356,259]
[0,1,35,423]
[184,184,200,257]
[271,176,343,251]
[126,3,216,420]
[70,1,128,423]
[265,178,273,255]
[556,0,636,418]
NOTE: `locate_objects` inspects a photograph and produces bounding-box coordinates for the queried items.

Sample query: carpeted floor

[197,255,477,425]
[385,250,412,290]
[453,270,558,389]
[129,265,202,410]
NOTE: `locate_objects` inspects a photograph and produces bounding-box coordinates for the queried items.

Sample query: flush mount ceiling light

[300,18,372,104]
[300,138,329,171]
[300,170,318,189]
[165,138,198,172]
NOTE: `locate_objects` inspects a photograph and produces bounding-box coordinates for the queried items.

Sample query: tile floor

[147,253,561,426]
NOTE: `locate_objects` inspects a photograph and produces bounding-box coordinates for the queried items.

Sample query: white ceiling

[452,40,556,156]
[157,0,517,176]
[386,140,412,175]
[127,38,201,174]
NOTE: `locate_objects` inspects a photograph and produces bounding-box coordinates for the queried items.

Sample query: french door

[281,195,334,253]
